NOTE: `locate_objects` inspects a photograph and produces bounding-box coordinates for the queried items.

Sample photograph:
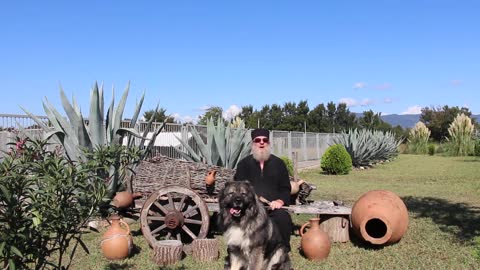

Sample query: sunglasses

[253,138,269,144]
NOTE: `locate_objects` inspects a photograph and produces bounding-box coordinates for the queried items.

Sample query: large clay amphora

[351,190,408,246]
[300,218,331,260]
[113,191,142,209]
[101,215,133,260]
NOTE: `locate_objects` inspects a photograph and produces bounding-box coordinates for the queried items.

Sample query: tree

[420,105,475,141]
[198,106,224,125]
[307,103,329,132]
[143,107,176,123]
[335,103,357,132]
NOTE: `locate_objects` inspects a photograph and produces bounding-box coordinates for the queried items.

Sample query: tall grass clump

[445,113,475,156]
[407,121,430,154]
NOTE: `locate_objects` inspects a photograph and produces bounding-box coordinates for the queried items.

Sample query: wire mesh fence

[0,114,336,161]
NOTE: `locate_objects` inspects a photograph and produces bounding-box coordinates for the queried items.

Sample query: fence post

[316,133,320,159]
[287,132,292,160]
[303,133,307,161]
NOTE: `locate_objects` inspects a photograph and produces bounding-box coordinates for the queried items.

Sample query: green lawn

[70,154,480,269]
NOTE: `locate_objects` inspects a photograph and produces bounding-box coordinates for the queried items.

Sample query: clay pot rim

[359,215,393,245]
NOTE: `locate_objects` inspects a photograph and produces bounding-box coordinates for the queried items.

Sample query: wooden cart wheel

[140,185,210,247]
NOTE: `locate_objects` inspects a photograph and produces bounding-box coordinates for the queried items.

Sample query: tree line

[143,102,478,142]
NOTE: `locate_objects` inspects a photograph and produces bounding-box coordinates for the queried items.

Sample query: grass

[69,154,480,269]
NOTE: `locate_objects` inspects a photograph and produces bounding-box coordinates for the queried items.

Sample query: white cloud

[353,82,367,89]
[373,83,392,90]
[401,105,422,115]
[223,104,242,121]
[360,98,375,106]
[383,97,393,103]
[339,98,358,107]
[172,113,197,124]
[450,79,463,86]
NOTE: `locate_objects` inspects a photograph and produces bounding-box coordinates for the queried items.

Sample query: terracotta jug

[290,179,305,195]
[205,170,217,185]
[113,191,142,209]
[351,190,408,246]
[101,215,133,260]
[300,218,331,260]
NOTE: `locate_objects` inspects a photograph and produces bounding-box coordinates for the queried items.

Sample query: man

[234,128,293,251]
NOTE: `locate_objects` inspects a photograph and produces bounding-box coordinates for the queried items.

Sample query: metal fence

[0,113,336,161]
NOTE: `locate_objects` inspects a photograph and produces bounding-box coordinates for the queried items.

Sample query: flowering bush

[0,137,105,270]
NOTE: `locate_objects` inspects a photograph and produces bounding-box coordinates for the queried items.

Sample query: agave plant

[333,128,402,167]
[445,113,475,156]
[174,116,251,169]
[21,82,166,196]
[407,121,431,154]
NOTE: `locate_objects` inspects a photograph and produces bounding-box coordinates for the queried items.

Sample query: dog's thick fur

[218,181,292,270]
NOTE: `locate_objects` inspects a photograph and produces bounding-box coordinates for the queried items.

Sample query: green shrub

[321,144,352,175]
[280,156,294,176]
[474,140,480,156]
[0,136,105,269]
[427,144,435,156]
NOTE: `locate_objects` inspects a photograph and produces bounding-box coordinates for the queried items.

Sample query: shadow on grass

[402,196,480,242]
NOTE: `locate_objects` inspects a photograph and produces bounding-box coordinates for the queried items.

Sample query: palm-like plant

[333,128,401,167]
[21,82,166,196]
[174,117,251,169]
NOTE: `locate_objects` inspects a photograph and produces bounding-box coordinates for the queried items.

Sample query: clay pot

[205,170,217,185]
[205,170,217,194]
[300,218,331,260]
[113,191,142,209]
[101,215,133,260]
[290,179,305,195]
[351,190,409,246]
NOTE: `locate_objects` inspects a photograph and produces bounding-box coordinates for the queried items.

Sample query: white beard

[252,144,271,162]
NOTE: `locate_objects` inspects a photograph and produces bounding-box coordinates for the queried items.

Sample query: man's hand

[269,199,284,210]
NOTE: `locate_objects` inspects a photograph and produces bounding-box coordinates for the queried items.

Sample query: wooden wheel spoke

[178,194,187,211]
[151,224,167,235]
[167,192,175,211]
[153,201,169,215]
[182,225,197,240]
[176,233,181,241]
[147,216,165,222]
[184,218,203,225]
[166,232,172,239]
[182,205,199,217]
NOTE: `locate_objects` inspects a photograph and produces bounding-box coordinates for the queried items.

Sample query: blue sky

[1,1,479,123]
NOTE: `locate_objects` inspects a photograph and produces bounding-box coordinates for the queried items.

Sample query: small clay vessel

[351,190,408,246]
[290,179,305,195]
[205,170,217,194]
[101,215,133,260]
[205,170,217,185]
[300,218,331,260]
[112,191,142,209]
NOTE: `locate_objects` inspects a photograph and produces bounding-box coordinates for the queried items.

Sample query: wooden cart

[132,155,351,250]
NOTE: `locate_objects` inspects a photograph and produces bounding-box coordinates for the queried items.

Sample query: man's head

[251,128,271,162]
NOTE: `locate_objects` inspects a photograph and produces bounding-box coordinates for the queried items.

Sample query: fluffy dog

[218,181,292,270]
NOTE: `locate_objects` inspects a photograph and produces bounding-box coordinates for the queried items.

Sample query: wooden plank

[207,201,351,215]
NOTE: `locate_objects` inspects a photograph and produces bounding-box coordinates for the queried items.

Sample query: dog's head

[219,181,258,220]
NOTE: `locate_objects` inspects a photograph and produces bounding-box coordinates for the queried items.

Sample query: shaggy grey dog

[218,181,292,270]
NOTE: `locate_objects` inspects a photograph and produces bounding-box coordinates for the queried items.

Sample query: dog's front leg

[248,247,265,270]
[225,245,247,270]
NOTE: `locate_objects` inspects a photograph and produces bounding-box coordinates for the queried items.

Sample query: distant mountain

[354,113,480,129]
